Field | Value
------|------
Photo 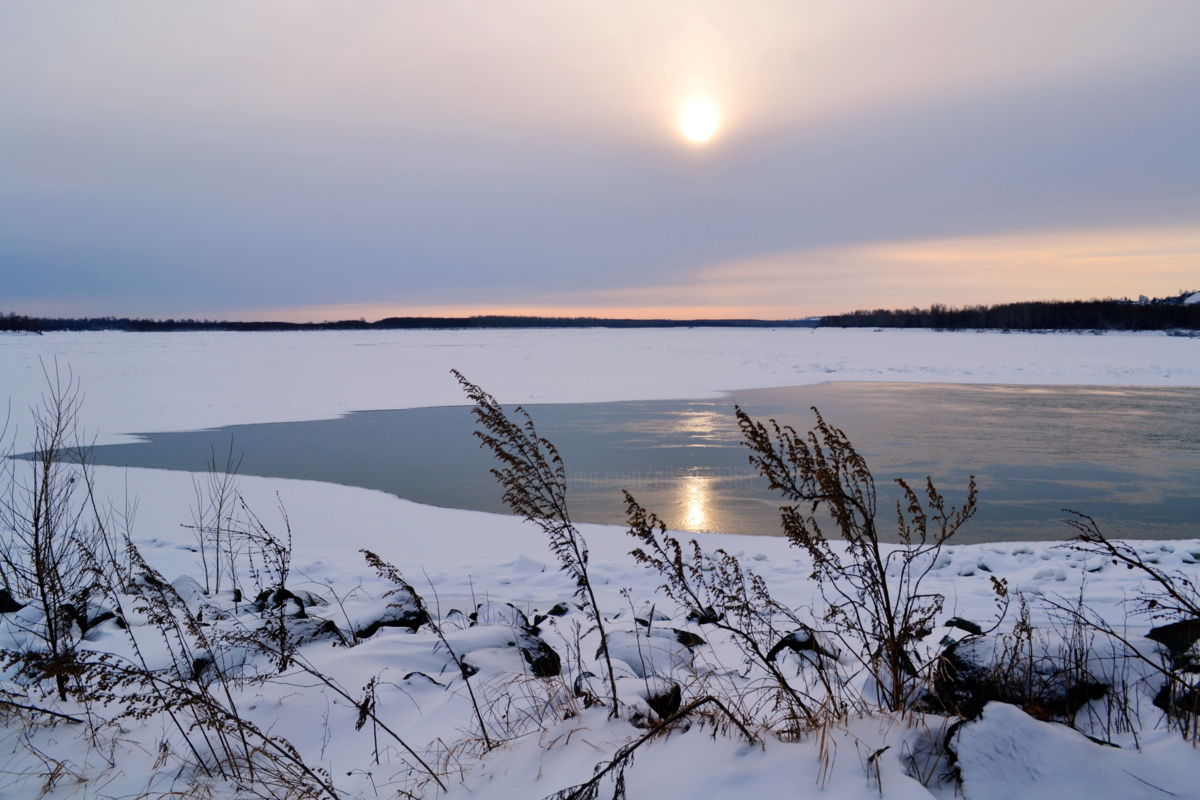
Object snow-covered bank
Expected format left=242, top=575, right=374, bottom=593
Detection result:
left=3, top=464, right=1198, bottom=800
left=1, top=328, right=1195, bottom=445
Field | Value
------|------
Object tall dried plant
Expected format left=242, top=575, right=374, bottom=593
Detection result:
left=737, top=406, right=976, bottom=711
left=453, top=370, right=620, bottom=714
left=626, top=493, right=831, bottom=731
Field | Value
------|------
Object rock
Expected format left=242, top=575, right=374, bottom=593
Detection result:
left=470, top=601, right=529, bottom=630
left=254, top=587, right=328, bottom=616
left=573, top=671, right=598, bottom=698
left=671, top=629, right=707, bottom=649
left=546, top=602, right=574, bottom=617
left=645, top=682, right=682, bottom=719
left=534, top=601, right=577, bottom=626
left=601, top=630, right=693, bottom=679
left=633, top=602, right=670, bottom=627
left=512, top=629, right=561, bottom=677
left=60, top=602, right=125, bottom=635
left=686, top=605, right=724, bottom=625
left=631, top=616, right=706, bottom=649
left=190, top=646, right=250, bottom=683
left=1153, top=679, right=1200, bottom=717
left=949, top=702, right=1196, bottom=800
left=945, top=616, right=985, bottom=636
left=464, top=603, right=559, bottom=674
left=443, top=608, right=470, bottom=627
left=127, top=571, right=166, bottom=592
left=0, top=588, right=26, bottom=614
left=191, top=654, right=214, bottom=682
left=766, top=627, right=839, bottom=663
left=354, top=587, right=429, bottom=639
left=170, top=576, right=207, bottom=608
left=930, top=635, right=1107, bottom=720
left=402, top=671, right=445, bottom=687
left=283, top=616, right=348, bottom=648
left=1147, top=618, right=1200, bottom=671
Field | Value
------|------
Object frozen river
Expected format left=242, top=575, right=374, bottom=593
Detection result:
left=81, top=381, right=1200, bottom=542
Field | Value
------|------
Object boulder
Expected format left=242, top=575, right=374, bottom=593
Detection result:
left=546, top=601, right=575, bottom=617
left=354, top=587, right=429, bottom=639
left=455, top=627, right=562, bottom=678
left=633, top=602, right=670, bottom=627
left=766, top=627, right=839, bottom=663
left=170, top=576, right=207, bottom=609
left=631, top=616, right=707, bottom=649
left=282, top=616, right=348, bottom=648
left=60, top=602, right=125, bottom=635
left=930, top=635, right=1107, bottom=720
left=254, top=587, right=329, bottom=617
left=534, top=601, right=577, bottom=627
left=402, top=671, right=446, bottom=687
left=671, top=628, right=707, bottom=649
left=944, top=616, right=985, bottom=636
left=645, top=681, right=682, bottom=719
left=1147, top=618, right=1200, bottom=672
left=1153, top=678, right=1200, bottom=717
left=686, top=605, right=724, bottom=625
left=601, top=630, right=693, bottom=679
left=513, top=629, right=561, bottom=678
left=190, top=646, right=250, bottom=683
left=0, top=588, right=26, bottom=614
left=949, top=702, right=1198, bottom=800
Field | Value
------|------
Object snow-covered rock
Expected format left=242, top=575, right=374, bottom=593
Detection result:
left=952, top=702, right=1200, bottom=800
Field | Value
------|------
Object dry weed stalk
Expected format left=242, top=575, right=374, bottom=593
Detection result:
left=539, top=695, right=758, bottom=800
left=362, top=548, right=495, bottom=752
left=454, top=370, right=621, bottom=716
left=625, top=493, right=836, bottom=731
left=738, top=406, right=976, bottom=711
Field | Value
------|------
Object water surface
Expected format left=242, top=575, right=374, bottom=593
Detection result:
left=82, top=383, right=1200, bottom=542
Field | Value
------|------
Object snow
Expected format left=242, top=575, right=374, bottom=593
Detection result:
left=1, top=329, right=1198, bottom=799
left=0, top=328, right=1195, bottom=446
left=954, top=703, right=1198, bottom=800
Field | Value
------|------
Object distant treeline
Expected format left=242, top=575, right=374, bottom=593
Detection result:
left=0, top=313, right=821, bottom=334
left=820, top=294, right=1200, bottom=331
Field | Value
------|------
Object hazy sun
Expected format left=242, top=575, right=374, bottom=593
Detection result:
left=677, top=96, right=721, bottom=144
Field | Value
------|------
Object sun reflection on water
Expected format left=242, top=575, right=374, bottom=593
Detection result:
left=681, top=473, right=711, bottom=531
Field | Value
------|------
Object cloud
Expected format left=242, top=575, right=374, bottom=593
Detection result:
left=551, top=225, right=1200, bottom=316
left=1, top=2, right=1197, bottom=318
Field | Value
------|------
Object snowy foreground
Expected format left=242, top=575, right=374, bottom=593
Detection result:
left=1, top=329, right=1198, bottom=799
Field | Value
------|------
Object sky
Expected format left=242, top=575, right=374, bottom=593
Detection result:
left=1, top=1, right=1198, bottom=321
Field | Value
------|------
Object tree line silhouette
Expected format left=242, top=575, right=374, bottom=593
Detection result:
left=820, top=294, right=1198, bottom=331
left=4, top=293, right=1196, bottom=334
left=0, top=313, right=819, bottom=334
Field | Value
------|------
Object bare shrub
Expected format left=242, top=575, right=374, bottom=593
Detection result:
left=1059, top=511, right=1200, bottom=739
left=57, top=531, right=344, bottom=799
left=0, top=362, right=107, bottom=700
left=1064, top=511, right=1199, bottom=621
left=737, top=406, right=977, bottom=711
left=185, top=442, right=244, bottom=598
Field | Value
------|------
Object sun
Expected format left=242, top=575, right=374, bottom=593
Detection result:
left=677, top=96, right=721, bottom=145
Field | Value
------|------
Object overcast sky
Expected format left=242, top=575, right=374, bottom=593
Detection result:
left=2, top=1, right=1197, bottom=320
